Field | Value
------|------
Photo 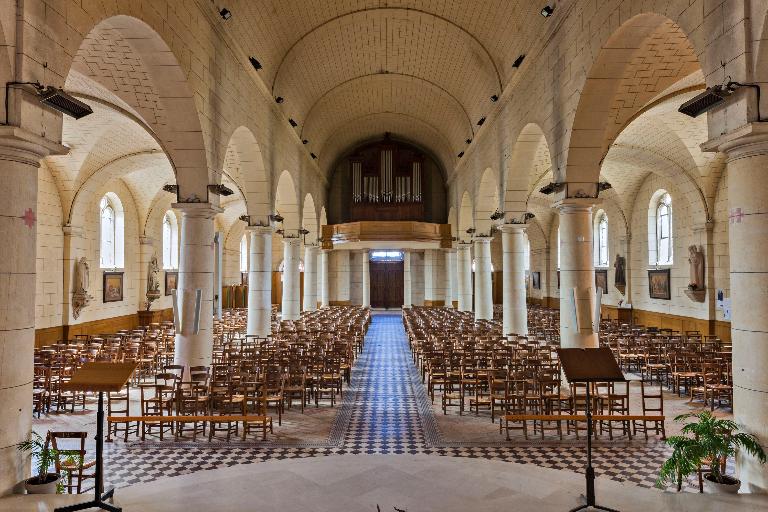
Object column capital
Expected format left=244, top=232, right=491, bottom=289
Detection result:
left=442, top=247, right=457, bottom=253
left=246, top=225, right=274, bottom=236
left=281, top=236, right=302, bottom=246
left=701, top=122, right=768, bottom=160
left=62, top=224, right=85, bottom=238
left=472, top=237, right=492, bottom=246
left=553, top=197, right=599, bottom=214
left=499, top=224, right=527, bottom=235
left=172, top=202, right=222, bottom=219
left=0, top=126, right=67, bottom=166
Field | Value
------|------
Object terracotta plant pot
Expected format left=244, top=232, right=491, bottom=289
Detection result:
left=703, top=473, right=740, bottom=494
left=24, top=473, right=60, bottom=494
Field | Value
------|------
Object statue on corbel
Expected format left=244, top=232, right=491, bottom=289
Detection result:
left=684, top=245, right=706, bottom=302
left=72, top=256, right=93, bottom=319
left=613, top=254, right=626, bottom=295
left=145, top=253, right=161, bottom=310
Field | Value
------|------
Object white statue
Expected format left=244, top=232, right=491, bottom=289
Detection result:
left=688, top=245, right=705, bottom=290
left=72, top=257, right=92, bottom=319
left=145, top=253, right=161, bottom=310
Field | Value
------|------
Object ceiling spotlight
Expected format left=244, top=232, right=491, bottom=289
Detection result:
left=275, top=96, right=284, bottom=103
left=302, top=139, right=309, bottom=144
left=310, top=152, right=317, bottom=159
left=465, top=138, right=472, bottom=144
left=598, top=181, right=613, bottom=192
left=249, top=56, right=262, bottom=70
left=466, top=228, right=476, bottom=235
left=219, top=8, right=231, bottom=20
left=208, top=184, right=234, bottom=196
left=457, top=151, right=464, bottom=158
left=288, top=118, right=297, bottom=127
left=512, top=55, right=526, bottom=68
left=490, top=209, right=504, bottom=221
left=539, top=182, right=564, bottom=195
left=38, top=86, right=93, bottom=119
left=540, top=5, right=555, bottom=17
left=677, top=82, right=748, bottom=118
left=477, top=117, right=486, bottom=126
left=299, top=228, right=310, bottom=235
left=490, top=94, right=499, bottom=102
left=269, top=213, right=284, bottom=223
left=162, top=184, right=178, bottom=194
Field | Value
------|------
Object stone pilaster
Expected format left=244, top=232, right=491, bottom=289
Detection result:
left=319, top=249, right=330, bottom=308
left=361, top=250, right=370, bottom=308
left=403, top=251, right=412, bottom=308
left=501, top=225, right=528, bottom=335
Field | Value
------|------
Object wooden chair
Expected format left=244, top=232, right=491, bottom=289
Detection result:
left=50, top=432, right=96, bottom=494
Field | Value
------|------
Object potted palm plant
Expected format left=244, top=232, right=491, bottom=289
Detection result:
left=657, top=411, right=766, bottom=493
left=16, top=431, right=61, bottom=494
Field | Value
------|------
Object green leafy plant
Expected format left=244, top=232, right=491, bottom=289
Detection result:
left=16, top=431, right=60, bottom=485
left=656, top=411, right=766, bottom=490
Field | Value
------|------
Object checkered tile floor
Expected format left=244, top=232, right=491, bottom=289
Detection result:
left=100, top=312, right=675, bottom=491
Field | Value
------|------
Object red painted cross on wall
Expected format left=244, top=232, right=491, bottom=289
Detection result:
left=21, top=208, right=36, bottom=228
left=729, top=208, right=745, bottom=224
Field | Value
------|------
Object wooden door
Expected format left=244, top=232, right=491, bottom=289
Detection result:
left=370, top=261, right=404, bottom=308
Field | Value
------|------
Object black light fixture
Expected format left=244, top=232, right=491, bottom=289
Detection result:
left=540, top=5, right=555, bottom=17
left=598, top=181, right=613, bottom=192
left=465, top=138, right=472, bottom=144
left=249, top=56, right=262, bottom=70
left=466, top=227, right=476, bottom=235
left=288, top=118, right=297, bottom=127
left=477, top=117, right=486, bottom=126
left=238, top=215, right=250, bottom=224
left=208, top=184, right=234, bottom=196
left=302, top=139, right=308, bottom=144
left=457, top=151, right=464, bottom=158
left=490, top=208, right=504, bottom=221
left=275, top=96, right=284, bottom=103
left=269, top=213, right=284, bottom=224
left=162, top=184, right=178, bottom=194
left=539, top=182, right=564, bottom=195
left=38, top=86, right=94, bottom=119
left=490, top=94, right=499, bottom=102
left=512, top=54, right=526, bottom=68
left=219, top=7, right=231, bottom=20
left=310, top=152, right=317, bottom=159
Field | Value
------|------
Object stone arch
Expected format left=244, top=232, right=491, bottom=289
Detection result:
left=274, top=170, right=300, bottom=233
left=563, top=13, right=704, bottom=185
left=474, top=168, right=499, bottom=234
left=224, top=126, right=270, bottom=222
left=319, top=206, right=328, bottom=228
left=458, top=191, right=474, bottom=239
left=505, top=123, right=553, bottom=222
left=302, top=194, right=319, bottom=243
left=65, top=15, right=209, bottom=200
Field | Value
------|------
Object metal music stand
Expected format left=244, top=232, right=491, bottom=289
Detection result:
left=557, top=348, right=625, bottom=512
left=54, top=362, right=137, bottom=512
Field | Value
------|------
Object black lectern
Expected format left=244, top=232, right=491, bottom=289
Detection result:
left=557, top=348, right=625, bottom=512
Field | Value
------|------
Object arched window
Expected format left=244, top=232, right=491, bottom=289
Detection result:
left=99, top=193, right=124, bottom=269
left=595, top=212, right=609, bottom=267
left=649, top=191, right=673, bottom=265
left=162, top=211, right=179, bottom=269
left=239, top=235, right=248, bottom=272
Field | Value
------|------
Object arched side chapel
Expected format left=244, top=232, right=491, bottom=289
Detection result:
left=1, top=1, right=767, bottom=504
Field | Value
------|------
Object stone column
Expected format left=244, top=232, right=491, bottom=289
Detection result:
left=302, top=245, right=318, bottom=312
left=247, top=226, right=272, bottom=336
left=281, top=237, right=301, bottom=320
left=0, top=128, right=65, bottom=495
left=556, top=199, right=598, bottom=349
left=457, top=243, right=473, bottom=312
left=361, top=250, right=371, bottom=308
left=213, top=231, right=223, bottom=319
left=703, top=125, right=768, bottom=492
left=501, top=225, right=528, bottom=335
left=173, top=202, right=221, bottom=373
left=473, top=238, right=493, bottom=320
left=334, top=250, right=351, bottom=303
left=423, top=249, right=437, bottom=305
left=319, top=249, right=330, bottom=307
left=444, top=249, right=456, bottom=308
left=403, top=251, right=412, bottom=308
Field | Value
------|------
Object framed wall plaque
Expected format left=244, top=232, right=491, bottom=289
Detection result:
left=165, top=271, right=178, bottom=296
left=648, top=269, right=671, bottom=300
left=103, top=272, right=124, bottom=303
left=532, top=271, right=541, bottom=290
left=595, top=269, right=608, bottom=294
